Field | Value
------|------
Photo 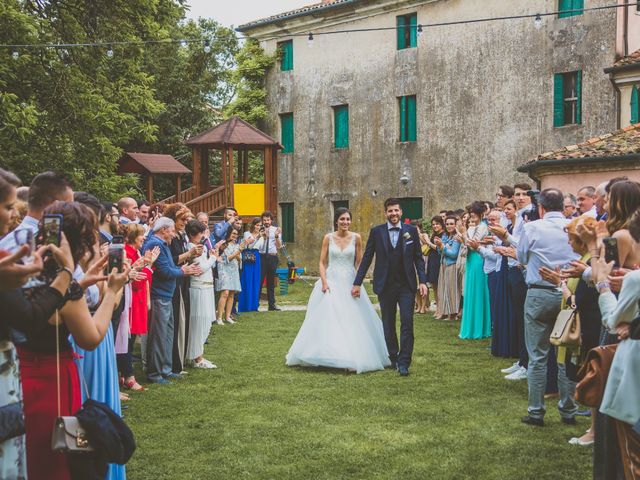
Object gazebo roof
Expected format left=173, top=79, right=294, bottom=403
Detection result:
left=118, top=153, right=191, bottom=175
left=184, top=116, right=281, bottom=148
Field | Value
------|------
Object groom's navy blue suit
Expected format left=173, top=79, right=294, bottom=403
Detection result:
left=354, top=222, right=427, bottom=368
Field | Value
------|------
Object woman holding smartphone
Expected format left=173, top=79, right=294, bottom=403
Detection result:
left=216, top=227, right=243, bottom=324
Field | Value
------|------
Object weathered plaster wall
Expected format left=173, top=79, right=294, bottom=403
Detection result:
left=248, top=0, right=618, bottom=271
left=539, top=167, right=640, bottom=192
left=616, top=0, right=640, bottom=57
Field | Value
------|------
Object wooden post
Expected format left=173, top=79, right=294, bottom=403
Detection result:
left=146, top=174, right=154, bottom=203
left=243, top=148, right=250, bottom=183
left=271, top=146, right=278, bottom=213
left=263, top=147, right=272, bottom=213
left=200, top=146, right=209, bottom=193
left=228, top=146, right=235, bottom=207
left=175, top=174, right=182, bottom=200
left=237, top=149, right=244, bottom=184
left=192, top=146, right=201, bottom=197
left=221, top=146, right=228, bottom=205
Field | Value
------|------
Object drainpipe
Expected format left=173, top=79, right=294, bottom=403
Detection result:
left=610, top=76, right=622, bottom=130
left=623, top=0, right=629, bottom=57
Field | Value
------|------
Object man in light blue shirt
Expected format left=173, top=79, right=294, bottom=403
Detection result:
left=517, top=188, right=579, bottom=427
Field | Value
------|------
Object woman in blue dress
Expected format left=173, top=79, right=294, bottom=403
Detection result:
left=459, top=201, right=492, bottom=339
left=238, top=217, right=262, bottom=312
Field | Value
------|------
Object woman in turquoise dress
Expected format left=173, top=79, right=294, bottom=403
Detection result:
left=459, top=202, right=492, bottom=339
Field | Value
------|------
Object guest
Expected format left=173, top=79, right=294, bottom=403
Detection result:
left=594, top=181, right=609, bottom=221
left=185, top=220, right=218, bottom=368
left=163, top=203, right=201, bottom=374
left=98, top=202, right=119, bottom=244
left=604, top=180, right=640, bottom=268
left=211, top=207, right=237, bottom=244
left=238, top=217, right=262, bottom=313
left=216, top=227, right=243, bottom=324
left=576, top=186, right=597, bottom=217
left=495, top=185, right=514, bottom=210
left=117, top=197, right=139, bottom=224
left=17, top=201, right=129, bottom=479
left=120, top=224, right=156, bottom=391
left=142, top=217, right=201, bottom=384
left=434, top=216, right=461, bottom=320
left=411, top=220, right=429, bottom=314
left=424, top=216, right=444, bottom=317
left=259, top=211, right=282, bottom=311
left=517, top=189, right=579, bottom=427
left=591, top=209, right=640, bottom=477
left=459, top=201, right=491, bottom=339
left=562, top=193, right=578, bottom=219
left=138, top=200, right=151, bottom=225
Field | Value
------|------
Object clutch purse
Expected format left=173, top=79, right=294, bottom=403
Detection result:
left=243, top=251, right=257, bottom=264
left=51, top=416, right=94, bottom=452
left=550, top=298, right=581, bottom=347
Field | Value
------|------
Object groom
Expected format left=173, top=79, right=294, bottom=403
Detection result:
left=352, top=198, right=428, bottom=376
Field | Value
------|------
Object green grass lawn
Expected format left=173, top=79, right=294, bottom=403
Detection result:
left=125, top=283, right=592, bottom=479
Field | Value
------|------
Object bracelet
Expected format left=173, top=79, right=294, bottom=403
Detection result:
left=595, top=281, right=610, bottom=292
left=57, top=267, right=74, bottom=281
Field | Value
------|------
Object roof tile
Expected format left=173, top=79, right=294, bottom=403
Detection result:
left=613, top=48, right=640, bottom=68
left=119, top=153, right=191, bottom=174
left=184, top=116, right=280, bottom=148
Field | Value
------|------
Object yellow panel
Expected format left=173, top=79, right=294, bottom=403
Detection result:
left=233, top=184, right=265, bottom=217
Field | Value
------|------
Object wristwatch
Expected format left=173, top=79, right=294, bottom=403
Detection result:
left=595, top=281, right=610, bottom=293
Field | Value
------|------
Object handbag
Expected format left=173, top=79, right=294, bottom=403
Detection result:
left=550, top=296, right=581, bottom=347
left=51, top=311, right=94, bottom=453
left=243, top=250, right=257, bottom=264
left=575, top=344, right=619, bottom=408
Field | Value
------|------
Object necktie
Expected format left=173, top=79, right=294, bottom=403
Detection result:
left=264, top=228, right=269, bottom=254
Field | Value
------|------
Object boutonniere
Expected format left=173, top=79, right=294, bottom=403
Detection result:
left=403, top=232, right=411, bottom=241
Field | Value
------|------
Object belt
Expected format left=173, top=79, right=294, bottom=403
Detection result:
left=261, top=253, right=278, bottom=256
left=527, top=284, right=558, bottom=291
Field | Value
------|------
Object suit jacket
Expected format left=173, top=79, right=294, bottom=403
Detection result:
left=353, top=223, right=427, bottom=295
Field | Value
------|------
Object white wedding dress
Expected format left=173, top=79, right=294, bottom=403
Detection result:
left=285, top=234, right=391, bottom=373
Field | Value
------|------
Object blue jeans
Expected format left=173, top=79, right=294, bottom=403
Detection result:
left=524, top=288, right=577, bottom=419
left=147, top=297, right=174, bottom=381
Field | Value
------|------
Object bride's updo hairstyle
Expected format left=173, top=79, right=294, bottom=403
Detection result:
left=333, top=207, right=351, bottom=231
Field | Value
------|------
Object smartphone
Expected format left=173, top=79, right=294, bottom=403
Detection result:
left=108, top=243, right=124, bottom=273
left=602, top=237, right=620, bottom=268
left=42, top=214, right=63, bottom=247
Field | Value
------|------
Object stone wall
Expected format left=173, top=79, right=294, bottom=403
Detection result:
left=243, top=0, right=618, bottom=272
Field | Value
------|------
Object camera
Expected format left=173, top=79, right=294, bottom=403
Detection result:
left=523, top=189, right=541, bottom=222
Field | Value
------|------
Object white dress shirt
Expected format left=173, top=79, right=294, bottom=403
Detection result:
left=260, top=226, right=279, bottom=255
left=0, top=215, right=39, bottom=252
left=387, top=222, right=401, bottom=248
left=517, top=212, right=580, bottom=286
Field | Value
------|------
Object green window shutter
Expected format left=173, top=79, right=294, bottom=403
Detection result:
left=575, top=70, right=582, bottom=124
left=572, top=0, right=584, bottom=16
left=280, top=113, right=294, bottom=153
left=397, top=15, right=407, bottom=50
left=279, top=41, right=293, bottom=71
left=407, top=95, right=417, bottom=141
left=399, top=198, right=423, bottom=221
left=409, top=14, right=418, bottom=48
left=558, top=0, right=572, bottom=18
left=553, top=73, right=565, bottom=127
left=334, top=105, right=349, bottom=149
left=631, top=86, right=639, bottom=125
left=280, top=203, right=294, bottom=243
left=399, top=96, right=407, bottom=141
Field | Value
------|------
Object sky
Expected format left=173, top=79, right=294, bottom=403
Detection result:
left=184, top=0, right=312, bottom=28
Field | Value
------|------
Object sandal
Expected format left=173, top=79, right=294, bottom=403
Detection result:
left=124, top=377, right=145, bottom=392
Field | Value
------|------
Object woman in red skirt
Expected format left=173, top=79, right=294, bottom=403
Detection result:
left=17, top=201, right=129, bottom=480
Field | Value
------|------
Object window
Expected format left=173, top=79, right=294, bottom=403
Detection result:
left=396, top=13, right=417, bottom=49
left=399, top=197, right=423, bottom=222
left=333, top=105, right=349, bottom=149
left=553, top=71, right=582, bottom=127
left=332, top=200, right=349, bottom=214
left=280, top=113, right=294, bottom=153
left=558, top=0, right=584, bottom=18
left=398, top=95, right=417, bottom=142
left=278, top=40, right=293, bottom=71
left=632, top=86, right=639, bottom=125
left=280, top=203, right=294, bottom=243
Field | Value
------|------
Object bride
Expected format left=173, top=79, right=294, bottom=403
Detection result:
left=286, top=208, right=390, bottom=373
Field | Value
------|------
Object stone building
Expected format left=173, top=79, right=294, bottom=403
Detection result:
left=238, top=0, right=621, bottom=269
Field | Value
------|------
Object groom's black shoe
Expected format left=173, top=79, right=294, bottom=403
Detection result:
left=387, top=360, right=397, bottom=370
left=398, top=366, right=409, bottom=377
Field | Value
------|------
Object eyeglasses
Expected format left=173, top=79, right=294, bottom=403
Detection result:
left=495, top=193, right=505, bottom=198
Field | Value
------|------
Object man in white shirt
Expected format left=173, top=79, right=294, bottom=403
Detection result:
left=259, top=211, right=282, bottom=311
left=517, top=188, right=580, bottom=427
left=577, top=186, right=597, bottom=217
left=117, top=197, right=139, bottom=224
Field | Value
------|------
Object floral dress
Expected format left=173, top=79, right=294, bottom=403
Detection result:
left=215, top=243, right=242, bottom=292
left=0, top=341, right=27, bottom=480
